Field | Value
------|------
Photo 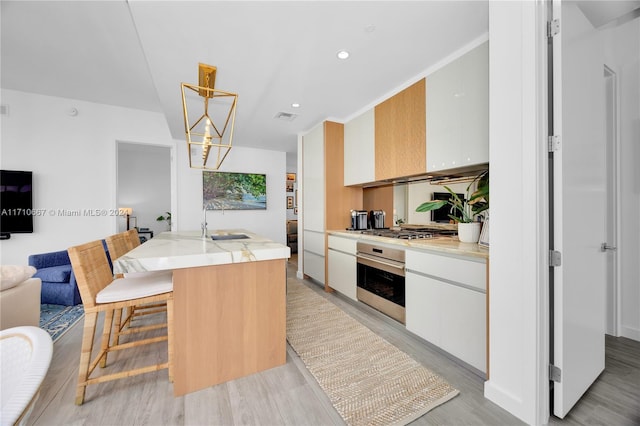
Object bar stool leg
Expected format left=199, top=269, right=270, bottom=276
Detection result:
left=99, top=309, right=114, bottom=368
left=76, top=311, right=98, bottom=405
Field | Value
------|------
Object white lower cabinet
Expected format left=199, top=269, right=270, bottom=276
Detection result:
left=405, top=250, right=487, bottom=374
left=304, top=230, right=325, bottom=284
left=406, top=271, right=441, bottom=344
left=327, top=235, right=357, bottom=301
left=304, top=251, right=325, bottom=285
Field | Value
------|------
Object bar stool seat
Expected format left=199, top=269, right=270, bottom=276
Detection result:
left=96, top=274, right=172, bottom=304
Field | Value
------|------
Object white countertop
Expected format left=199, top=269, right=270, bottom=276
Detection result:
left=328, top=229, right=489, bottom=259
left=112, top=230, right=291, bottom=274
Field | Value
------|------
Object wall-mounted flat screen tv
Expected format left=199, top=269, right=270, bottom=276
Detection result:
left=431, top=191, right=464, bottom=223
left=203, top=171, right=266, bottom=210
left=0, top=170, right=34, bottom=233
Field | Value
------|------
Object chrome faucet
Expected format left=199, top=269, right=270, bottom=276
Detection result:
left=201, top=207, right=209, bottom=238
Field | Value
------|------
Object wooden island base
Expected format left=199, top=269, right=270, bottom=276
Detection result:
left=172, top=259, right=286, bottom=396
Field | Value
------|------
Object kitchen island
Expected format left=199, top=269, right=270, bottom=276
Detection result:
left=112, top=230, right=290, bottom=396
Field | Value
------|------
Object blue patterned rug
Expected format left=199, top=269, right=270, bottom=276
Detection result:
left=40, top=304, right=84, bottom=342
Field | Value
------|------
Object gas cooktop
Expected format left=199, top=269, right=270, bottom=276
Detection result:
left=359, top=228, right=457, bottom=240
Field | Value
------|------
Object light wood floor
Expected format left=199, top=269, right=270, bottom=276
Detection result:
left=28, top=258, right=639, bottom=425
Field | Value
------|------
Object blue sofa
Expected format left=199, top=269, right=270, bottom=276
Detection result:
left=28, top=241, right=112, bottom=306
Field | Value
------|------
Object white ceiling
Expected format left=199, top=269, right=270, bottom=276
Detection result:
left=1, top=1, right=489, bottom=154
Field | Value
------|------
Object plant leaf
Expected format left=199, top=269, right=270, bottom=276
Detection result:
left=415, top=199, right=448, bottom=212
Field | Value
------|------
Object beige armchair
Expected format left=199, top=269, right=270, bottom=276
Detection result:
left=1, top=266, right=42, bottom=331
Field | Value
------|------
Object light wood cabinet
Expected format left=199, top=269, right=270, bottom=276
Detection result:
left=302, top=121, right=362, bottom=290
left=405, top=249, right=487, bottom=374
left=344, top=108, right=375, bottom=186
left=375, top=79, right=426, bottom=181
left=327, top=235, right=358, bottom=301
left=426, top=41, right=489, bottom=173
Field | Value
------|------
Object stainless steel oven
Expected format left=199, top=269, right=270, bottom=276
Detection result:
left=356, top=242, right=406, bottom=324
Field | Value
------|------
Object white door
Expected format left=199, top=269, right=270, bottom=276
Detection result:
left=551, top=1, right=606, bottom=418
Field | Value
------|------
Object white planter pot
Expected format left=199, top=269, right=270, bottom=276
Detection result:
left=458, top=222, right=481, bottom=243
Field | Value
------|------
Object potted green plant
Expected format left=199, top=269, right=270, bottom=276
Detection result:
left=415, top=170, right=488, bottom=243
left=156, top=212, right=172, bottom=231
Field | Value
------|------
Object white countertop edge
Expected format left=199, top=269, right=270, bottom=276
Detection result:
left=113, top=230, right=291, bottom=273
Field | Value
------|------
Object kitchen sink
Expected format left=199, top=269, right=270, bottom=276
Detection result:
left=210, top=234, right=249, bottom=240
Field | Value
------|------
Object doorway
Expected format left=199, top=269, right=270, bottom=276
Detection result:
left=116, top=142, right=172, bottom=238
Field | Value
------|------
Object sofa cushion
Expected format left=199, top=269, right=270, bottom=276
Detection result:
left=0, top=265, right=37, bottom=291
left=28, top=250, right=70, bottom=269
left=33, top=265, right=72, bottom=283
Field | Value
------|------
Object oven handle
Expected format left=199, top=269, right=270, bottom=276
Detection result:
left=356, top=253, right=405, bottom=277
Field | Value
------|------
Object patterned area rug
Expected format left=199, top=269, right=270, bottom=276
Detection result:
left=286, top=282, right=459, bottom=426
left=39, top=304, right=84, bottom=343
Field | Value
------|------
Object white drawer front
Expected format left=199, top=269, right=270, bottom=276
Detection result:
left=406, top=250, right=486, bottom=292
left=304, top=251, right=325, bottom=284
left=327, top=249, right=357, bottom=301
left=327, top=235, right=357, bottom=254
left=304, top=230, right=325, bottom=256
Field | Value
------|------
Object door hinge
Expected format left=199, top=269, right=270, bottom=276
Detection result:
left=548, top=19, right=560, bottom=38
left=548, top=135, right=561, bottom=152
left=550, top=364, right=562, bottom=382
left=549, top=250, right=562, bottom=267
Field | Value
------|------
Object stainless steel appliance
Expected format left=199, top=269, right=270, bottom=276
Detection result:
left=369, top=210, right=386, bottom=229
left=356, top=242, right=405, bottom=324
left=350, top=210, right=368, bottom=230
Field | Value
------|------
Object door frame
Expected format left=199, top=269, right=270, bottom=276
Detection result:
left=114, top=140, right=177, bottom=234
left=603, top=64, right=621, bottom=337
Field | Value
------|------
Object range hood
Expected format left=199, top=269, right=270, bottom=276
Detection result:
left=361, top=163, right=489, bottom=188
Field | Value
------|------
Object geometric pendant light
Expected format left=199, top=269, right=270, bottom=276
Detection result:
left=181, top=63, right=238, bottom=170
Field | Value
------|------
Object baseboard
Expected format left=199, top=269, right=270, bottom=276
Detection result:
left=484, top=380, right=533, bottom=425
left=621, top=325, right=640, bottom=342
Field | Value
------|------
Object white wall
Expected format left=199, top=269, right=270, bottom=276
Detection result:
left=0, top=89, right=175, bottom=265
left=602, top=15, right=640, bottom=341
left=0, top=89, right=289, bottom=265
left=174, top=143, right=287, bottom=245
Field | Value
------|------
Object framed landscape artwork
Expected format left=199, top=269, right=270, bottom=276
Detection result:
left=203, top=171, right=267, bottom=210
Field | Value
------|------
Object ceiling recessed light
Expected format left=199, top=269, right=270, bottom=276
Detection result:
left=337, top=50, right=350, bottom=60
left=291, top=103, right=300, bottom=108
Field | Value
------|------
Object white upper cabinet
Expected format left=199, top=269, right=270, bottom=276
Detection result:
left=344, top=108, right=375, bottom=186
left=426, top=41, right=489, bottom=173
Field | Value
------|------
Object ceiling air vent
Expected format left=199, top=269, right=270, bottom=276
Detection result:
left=274, top=112, right=297, bottom=122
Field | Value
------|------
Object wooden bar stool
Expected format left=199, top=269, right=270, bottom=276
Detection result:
left=104, top=231, right=171, bottom=343
left=68, top=240, right=174, bottom=405
left=126, top=228, right=144, bottom=248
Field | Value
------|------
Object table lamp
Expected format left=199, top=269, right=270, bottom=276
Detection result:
left=120, top=207, right=133, bottom=230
